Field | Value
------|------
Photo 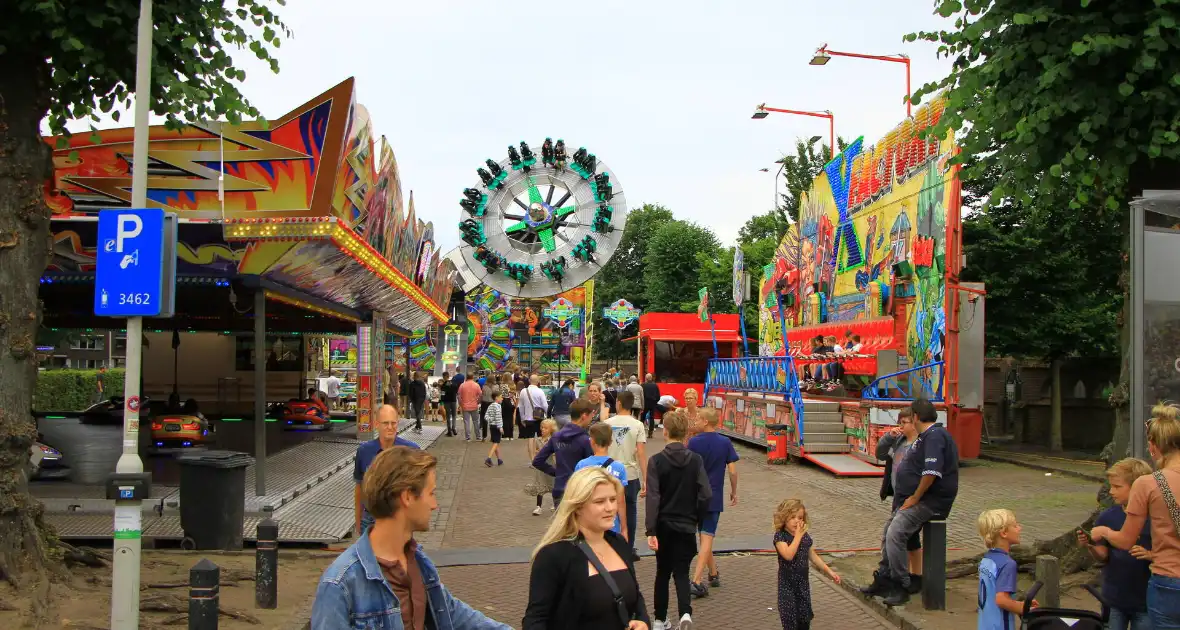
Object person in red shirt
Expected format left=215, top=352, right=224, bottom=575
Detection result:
left=458, top=372, right=483, bottom=441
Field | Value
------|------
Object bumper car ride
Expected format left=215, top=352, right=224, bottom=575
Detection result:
left=280, top=400, right=331, bottom=429
left=79, top=396, right=151, bottom=425
left=30, top=441, right=70, bottom=480
left=150, top=414, right=213, bottom=450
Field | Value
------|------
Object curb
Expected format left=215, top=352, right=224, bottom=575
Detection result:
left=978, top=451, right=1105, bottom=483
left=835, top=577, right=928, bottom=630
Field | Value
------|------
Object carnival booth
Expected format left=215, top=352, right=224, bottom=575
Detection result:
left=705, top=94, right=984, bottom=476
left=634, top=312, right=745, bottom=403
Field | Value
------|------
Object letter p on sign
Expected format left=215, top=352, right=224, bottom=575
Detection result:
left=116, top=214, right=142, bottom=253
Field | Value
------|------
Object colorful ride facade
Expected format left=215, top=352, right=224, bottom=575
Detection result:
left=40, top=77, right=455, bottom=436
left=706, top=95, right=984, bottom=474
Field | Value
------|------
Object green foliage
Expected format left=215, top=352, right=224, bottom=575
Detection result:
left=960, top=159, right=1123, bottom=359
left=774, top=137, right=845, bottom=225
left=33, top=369, right=125, bottom=412
left=643, top=221, right=721, bottom=313
left=3, top=0, right=291, bottom=138
left=911, top=0, right=1180, bottom=207
left=592, top=204, right=676, bottom=360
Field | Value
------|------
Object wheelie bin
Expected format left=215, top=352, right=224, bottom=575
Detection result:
left=176, top=450, right=254, bottom=550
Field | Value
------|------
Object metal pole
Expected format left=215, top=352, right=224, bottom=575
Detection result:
left=1130, top=201, right=1146, bottom=459
left=111, top=1, right=152, bottom=627
left=255, top=511, right=278, bottom=609
left=708, top=316, right=719, bottom=358
left=254, top=289, right=266, bottom=496
left=737, top=308, right=749, bottom=357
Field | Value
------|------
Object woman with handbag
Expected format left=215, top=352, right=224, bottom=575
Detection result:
left=1092, top=403, right=1180, bottom=629
left=523, top=466, right=650, bottom=630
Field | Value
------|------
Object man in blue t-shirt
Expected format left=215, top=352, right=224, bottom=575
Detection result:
left=864, top=398, right=959, bottom=606
left=686, top=408, right=738, bottom=597
left=574, top=422, right=628, bottom=536
left=353, top=405, right=419, bottom=536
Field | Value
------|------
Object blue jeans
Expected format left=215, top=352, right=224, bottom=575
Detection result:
left=624, top=478, right=640, bottom=549
left=1150, top=574, right=1180, bottom=629
left=1109, top=606, right=1152, bottom=630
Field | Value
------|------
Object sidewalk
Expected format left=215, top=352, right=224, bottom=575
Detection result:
left=978, top=444, right=1107, bottom=482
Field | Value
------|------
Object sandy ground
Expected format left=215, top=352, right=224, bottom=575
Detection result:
left=0, top=550, right=335, bottom=629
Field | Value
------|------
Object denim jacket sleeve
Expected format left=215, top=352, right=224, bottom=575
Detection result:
left=442, top=581, right=514, bottom=629
left=310, top=578, right=350, bottom=630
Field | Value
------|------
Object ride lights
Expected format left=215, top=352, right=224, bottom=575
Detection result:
left=223, top=216, right=333, bottom=240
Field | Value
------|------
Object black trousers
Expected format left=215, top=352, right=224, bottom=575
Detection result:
left=502, top=400, right=515, bottom=439
left=653, top=526, right=697, bottom=621
left=479, top=401, right=491, bottom=438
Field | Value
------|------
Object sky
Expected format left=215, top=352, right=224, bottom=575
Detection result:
left=60, top=0, right=955, bottom=254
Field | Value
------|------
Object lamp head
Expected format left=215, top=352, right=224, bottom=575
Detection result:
left=808, top=135, right=823, bottom=146
left=809, top=45, right=831, bottom=66
left=752, top=103, right=769, bottom=119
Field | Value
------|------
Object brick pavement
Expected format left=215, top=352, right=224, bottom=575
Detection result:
left=436, top=430, right=1099, bottom=557
left=438, top=554, right=895, bottom=629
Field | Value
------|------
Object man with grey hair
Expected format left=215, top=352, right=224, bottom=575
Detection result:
left=353, top=405, right=419, bottom=536
left=626, top=375, right=645, bottom=418
left=517, top=374, right=547, bottom=439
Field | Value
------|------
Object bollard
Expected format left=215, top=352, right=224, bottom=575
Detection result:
left=1035, top=555, right=1061, bottom=608
left=189, top=558, right=220, bottom=630
left=921, top=519, right=947, bottom=611
left=256, top=509, right=278, bottom=609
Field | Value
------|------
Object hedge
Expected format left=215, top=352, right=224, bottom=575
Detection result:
left=33, top=368, right=126, bottom=412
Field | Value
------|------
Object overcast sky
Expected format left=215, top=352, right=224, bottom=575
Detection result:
left=61, top=0, right=954, bottom=253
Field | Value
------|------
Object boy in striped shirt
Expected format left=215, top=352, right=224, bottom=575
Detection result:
left=484, top=391, right=504, bottom=467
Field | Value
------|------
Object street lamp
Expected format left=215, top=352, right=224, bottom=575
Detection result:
left=810, top=43, right=912, bottom=117
left=751, top=104, right=835, bottom=158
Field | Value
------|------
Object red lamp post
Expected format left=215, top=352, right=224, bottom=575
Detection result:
left=810, top=44, right=912, bottom=118
left=750, top=105, right=835, bottom=157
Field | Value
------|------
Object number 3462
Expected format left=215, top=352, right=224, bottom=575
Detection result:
left=119, top=293, right=151, bottom=305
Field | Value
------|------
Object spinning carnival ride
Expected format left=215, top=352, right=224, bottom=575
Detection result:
left=454, top=139, right=629, bottom=299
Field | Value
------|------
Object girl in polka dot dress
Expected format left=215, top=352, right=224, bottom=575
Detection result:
left=773, top=499, right=841, bottom=630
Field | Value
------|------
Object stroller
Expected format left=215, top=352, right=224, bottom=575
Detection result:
left=1020, top=581, right=1107, bottom=629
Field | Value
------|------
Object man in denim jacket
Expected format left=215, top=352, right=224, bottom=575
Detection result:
left=312, top=446, right=511, bottom=629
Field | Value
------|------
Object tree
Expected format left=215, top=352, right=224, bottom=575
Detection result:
left=0, top=0, right=289, bottom=599
left=909, top=0, right=1180, bottom=574
left=591, top=204, right=675, bottom=362
left=961, top=159, right=1122, bottom=448
left=775, top=136, right=846, bottom=225
left=643, top=221, right=721, bottom=313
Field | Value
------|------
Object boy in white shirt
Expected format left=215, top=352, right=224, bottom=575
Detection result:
left=484, top=391, right=504, bottom=467
left=606, top=390, right=648, bottom=560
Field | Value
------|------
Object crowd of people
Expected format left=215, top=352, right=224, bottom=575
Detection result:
left=321, top=366, right=1180, bottom=630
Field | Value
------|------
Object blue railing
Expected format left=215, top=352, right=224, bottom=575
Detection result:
left=861, top=361, right=945, bottom=402
left=704, top=356, right=806, bottom=440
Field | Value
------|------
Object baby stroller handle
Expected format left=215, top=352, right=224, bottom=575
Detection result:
left=1023, top=581, right=1043, bottom=617
left=1081, top=584, right=1110, bottom=622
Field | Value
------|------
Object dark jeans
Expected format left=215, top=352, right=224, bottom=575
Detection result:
left=410, top=399, right=424, bottom=430
left=642, top=407, right=657, bottom=434
left=442, top=401, right=457, bottom=435
left=502, top=400, right=515, bottom=439
left=1149, top=574, right=1180, bottom=629
left=480, top=401, right=491, bottom=438
left=654, top=526, right=696, bottom=621
left=624, top=479, right=640, bottom=549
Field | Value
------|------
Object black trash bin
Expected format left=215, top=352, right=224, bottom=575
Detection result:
left=176, top=450, right=254, bottom=550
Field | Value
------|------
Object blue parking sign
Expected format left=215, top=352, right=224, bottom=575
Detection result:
left=95, top=209, right=167, bottom=317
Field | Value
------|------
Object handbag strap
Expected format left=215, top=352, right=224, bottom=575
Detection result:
left=576, top=539, right=631, bottom=629
left=1155, top=471, right=1180, bottom=537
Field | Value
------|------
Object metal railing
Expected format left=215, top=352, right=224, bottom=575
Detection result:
left=861, top=361, right=945, bottom=402
left=704, top=356, right=805, bottom=439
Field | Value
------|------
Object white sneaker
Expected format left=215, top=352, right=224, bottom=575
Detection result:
left=651, top=621, right=668, bottom=630
left=678, top=613, right=693, bottom=630
left=532, top=506, right=542, bottom=516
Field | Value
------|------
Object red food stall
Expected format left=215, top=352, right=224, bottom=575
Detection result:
left=632, top=313, right=746, bottom=403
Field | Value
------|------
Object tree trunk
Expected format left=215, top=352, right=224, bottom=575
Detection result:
left=1049, top=358, right=1063, bottom=451
left=0, top=53, right=58, bottom=600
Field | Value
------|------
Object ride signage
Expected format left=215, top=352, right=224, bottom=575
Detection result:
left=602, top=298, right=640, bottom=330
left=95, top=209, right=178, bottom=317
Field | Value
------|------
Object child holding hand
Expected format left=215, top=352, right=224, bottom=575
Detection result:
left=773, top=499, right=840, bottom=630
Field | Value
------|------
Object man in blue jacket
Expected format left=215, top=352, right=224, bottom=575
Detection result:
left=314, top=446, right=511, bottom=630
left=531, top=398, right=594, bottom=505
left=354, top=405, right=419, bottom=536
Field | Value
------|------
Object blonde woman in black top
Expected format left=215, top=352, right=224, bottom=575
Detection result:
left=524, top=467, right=649, bottom=630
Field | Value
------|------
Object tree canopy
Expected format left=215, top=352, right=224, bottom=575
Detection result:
left=911, top=0, right=1180, bottom=206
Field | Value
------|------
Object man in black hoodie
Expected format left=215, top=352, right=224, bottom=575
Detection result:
left=407, top=371, right=427, bottom=433
left=645, top=409, right=711, bottom=630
